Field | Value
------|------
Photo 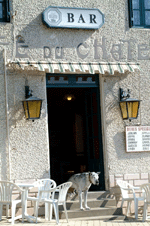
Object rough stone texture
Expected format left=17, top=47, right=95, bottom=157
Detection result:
left=109, top=173, right=150, bottom=188
left=0, top=0, right=149, bottom=187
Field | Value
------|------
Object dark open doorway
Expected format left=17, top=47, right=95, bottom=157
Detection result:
left=47, top=87, right=105, bottom=191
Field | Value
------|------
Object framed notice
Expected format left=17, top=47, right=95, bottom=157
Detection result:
left=126, top=126, right=150, bottom=152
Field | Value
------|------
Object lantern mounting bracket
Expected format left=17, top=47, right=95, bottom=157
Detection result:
left=25, top=85, right=33, bottom=99
left=120, top=88, right=130, bottom=101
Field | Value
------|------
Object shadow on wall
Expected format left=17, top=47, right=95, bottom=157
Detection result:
left=109, top=185, right=121, bottom=206
left=17, top=13, right=95, bottom=60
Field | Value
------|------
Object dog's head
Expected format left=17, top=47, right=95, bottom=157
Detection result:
left=89, top=172, right=100, bottom=185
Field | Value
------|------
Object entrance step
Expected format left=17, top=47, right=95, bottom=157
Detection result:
left=59, top=191, right=123, bottom=219
left=59, top=198, right=116, bottom=211
left=68, top=215, right=126, bottom=221
left=67, top=191, right=111, bottom=201
left=60, top=207, right=122, bottom=219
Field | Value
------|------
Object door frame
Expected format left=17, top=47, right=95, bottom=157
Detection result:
left=99, top=75, right=108, bottom=190
left=46, top=73, right=107, bottom=190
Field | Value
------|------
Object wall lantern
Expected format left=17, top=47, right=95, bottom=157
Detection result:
left=22, top=86, right=43, bottom=121
left=119, top=88, right=141, bottom=121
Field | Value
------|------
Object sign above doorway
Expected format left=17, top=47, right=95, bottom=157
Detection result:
left=42, top=6, right=104, bottom=29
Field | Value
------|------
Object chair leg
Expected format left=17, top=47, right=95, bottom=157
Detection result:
left=21, top=190, right=25, bottom=223
left=34, top=201, right=39, bottom=224
left=45, top=203, right=48, bottom=221
left=134, top=198, right=138, bottom=219
left=120, top=199, right=124, bottom=215
left=121, top=199, right=124, bottom=208
left=48, top=203, right=53, bottom=221
left=53, top=202, right=59, bottom=225
left=127, top=201, right=131, bottom=216
left=63, top=202, right=68, bottom=222
left=11, top=202, right=17, bottom=225
left=45, top=203, right=53, bottom=221
left=22, top=204, right=24, bottom=223
left=0, top=204, right=3, bottom=220
left=142, top=203, right=147, bottom=222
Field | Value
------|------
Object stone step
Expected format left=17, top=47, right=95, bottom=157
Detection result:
left=59, top=207, right=122, bottom=219
left=66, top=191, right=111, bottom=201
left=68, top=215, right=126, bottom=221
left=59, top=198, right=116, bottom=211
left=58, top=190, right=119, bottom=219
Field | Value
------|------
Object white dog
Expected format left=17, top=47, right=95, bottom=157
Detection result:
left=68, top=172, right=100, bottom=210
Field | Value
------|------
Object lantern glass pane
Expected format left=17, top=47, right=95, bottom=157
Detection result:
left=133, top=101, right=139, bottom=118
left=127, top=101, right=133, bottom=118
left=127, top=101, right=139, bottom=118
left=120, top=102, right=128, bottom=119
left=23, top=101, right=29, bottom=119
left=28, top=100, right=42, bottom=119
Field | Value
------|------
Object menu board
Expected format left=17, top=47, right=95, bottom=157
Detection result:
left=126, top=126, right=150, bottom=152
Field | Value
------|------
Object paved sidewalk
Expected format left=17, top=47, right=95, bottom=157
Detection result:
left=1, top=216, right=150, bottom=226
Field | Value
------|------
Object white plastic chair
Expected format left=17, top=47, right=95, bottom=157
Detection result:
left=27, top=178, right=56, bottom=223
left=0, top=180, right=25, bottom=224
left=140, top=183, right=150, bottom=222
left=44, top=182, right=72, bottom=224
left=117, top=180, right=144, bottom=219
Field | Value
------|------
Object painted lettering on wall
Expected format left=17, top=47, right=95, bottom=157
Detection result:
left=16, top=37, right=150, bottom=61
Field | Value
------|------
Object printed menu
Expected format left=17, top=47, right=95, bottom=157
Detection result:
left=126, top=126, right=150, bottom=152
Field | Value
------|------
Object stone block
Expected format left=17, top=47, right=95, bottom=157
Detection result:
left=134, top=179, right=149, bottom=186
left=124, top=174, right=140, bottom=180
left=109, top=175, right=115, bottom=187
left=128, top=180, right=133, bottom=186
left=141, top=173, right=148, bottom=179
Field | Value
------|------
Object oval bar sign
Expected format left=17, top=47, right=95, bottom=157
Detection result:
left=42, top=6, right=104, bottom=29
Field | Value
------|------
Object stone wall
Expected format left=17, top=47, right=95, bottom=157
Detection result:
left=0, top=0, right=150, bottom=187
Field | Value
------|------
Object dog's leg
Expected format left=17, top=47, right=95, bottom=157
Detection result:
left=78, top=190, right=84, bottom=210
left=84, top=190, right=91, bottom=210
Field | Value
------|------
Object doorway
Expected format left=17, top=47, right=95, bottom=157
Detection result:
left=47, top=86, right=105, bottom=191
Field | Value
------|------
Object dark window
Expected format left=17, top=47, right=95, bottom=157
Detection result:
left=0, top=0, right=10, bottom=22
left=128, top=0, right=150, bottom=28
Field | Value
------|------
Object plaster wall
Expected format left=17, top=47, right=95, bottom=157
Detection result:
left=0, top=50, right=8, bottom=180
left=7, top=70, right=50, bottom=180
left=0, top=0, right=150, bottom=185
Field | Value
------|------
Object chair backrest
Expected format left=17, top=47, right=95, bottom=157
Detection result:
left=117, top=180, right=132, bottom=199
left=37, top=179, right=56, bottom=200
left=140, top=183, right=150, bottom=203
left=0, top=180, right=22, bottom=203
left=56, top=182, right=72, bottom=204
